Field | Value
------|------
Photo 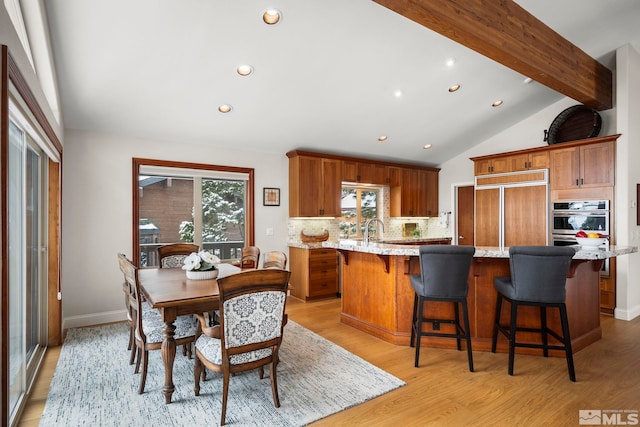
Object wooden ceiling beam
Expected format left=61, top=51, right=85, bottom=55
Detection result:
left=372, top=0, right=612, bottom=110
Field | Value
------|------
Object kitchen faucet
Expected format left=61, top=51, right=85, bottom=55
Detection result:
left=363, top=218, right=385, bottom=245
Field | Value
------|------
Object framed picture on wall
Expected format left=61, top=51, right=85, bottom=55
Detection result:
left=263, top=187, right=280, bottom=206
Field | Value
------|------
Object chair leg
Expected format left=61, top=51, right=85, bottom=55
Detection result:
left=270, top=361, right=281, bottom=408
left=134, top=345, right=142, bottom=374
left=221, top=370, right=230, bottom=426
left=461, top=299, right=474, bottom=372
left=129, top=336, right=137, bottom=366
left=127, top=324, right=133, bottom=351
left=559, top=304, right=576, bottom=382
left=414, top=296, right=425, bottom=368
left=454, top=302, right=462, bottom=351
left=540, top=306, right=549, bottom=357
left=508, top=301, right=518, bottom=376
left=138, top=350, right=148, bottom=394
left=194, top=356, right=202, bottom=396
left=410, top=293, right=418, bottom=348
left=491, top=293, right=503, bottom=353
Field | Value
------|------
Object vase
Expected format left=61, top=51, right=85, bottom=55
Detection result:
left=186, top=269, right=218, bottom=280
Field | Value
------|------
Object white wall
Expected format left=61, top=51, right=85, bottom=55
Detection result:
left=61, top=129, right=290, bottom=328
left=614, top=44, right=640, bottom=320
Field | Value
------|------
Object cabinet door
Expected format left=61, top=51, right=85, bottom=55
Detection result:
left=475, top=188, right=500, bottom=246
left=321, top=159, right=342, bottom=217
left=294, top=157, right=324, bottom=216
left=580, top=141, right=614, bottom=187
left=342, top=160, right=358, bottom=182
left=549, top=146, right=580, bottom=190
left=475, top=157, right=511, bottom=175
left=503, top=185, right=547, bottom=246
left=358, top=163, right=388, bottom=184
left=421, top=170, right=438, bottom=217
left=388, top=166, right=402, bottom=186
left=529, top=151, right=549, bottom=170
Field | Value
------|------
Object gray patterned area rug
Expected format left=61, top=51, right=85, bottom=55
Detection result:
left=40, top=321, right=405, bottom=426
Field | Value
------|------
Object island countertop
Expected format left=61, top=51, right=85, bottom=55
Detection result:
left=322, top=240, right=637, bottom=259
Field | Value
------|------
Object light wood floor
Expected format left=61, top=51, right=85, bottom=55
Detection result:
left=19, top=297, right=640, bottom=426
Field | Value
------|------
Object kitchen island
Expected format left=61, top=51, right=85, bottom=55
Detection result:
left=323, top=240, right=636, bottom=355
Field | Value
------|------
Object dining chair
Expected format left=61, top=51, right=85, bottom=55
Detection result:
left=193, top=269, right=291, bottom=426
left=157, top=243, right=199, bottom=268
left=262, top=251, right=287, bottom=269
left=117, top=253, right=197, bottom=394
left=491, top=246, right=577, bottom=381
left=117, top=253, right=138, bottom=365
left=239, top=246, right=260, bottom=269
left=410, top=245, right=475, bottom=371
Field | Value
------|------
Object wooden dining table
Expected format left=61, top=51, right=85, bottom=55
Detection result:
left=138, top=263, right=241, bottom=403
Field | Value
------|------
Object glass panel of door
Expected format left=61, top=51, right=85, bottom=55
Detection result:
left=8, top=119, right=46, bottom=424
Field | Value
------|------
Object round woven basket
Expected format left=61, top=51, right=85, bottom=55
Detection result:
left=544, top=104, right=602, bottom=145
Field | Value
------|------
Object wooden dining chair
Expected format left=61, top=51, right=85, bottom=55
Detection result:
left=117, top=253, right=138, bottom=365
left=193, top=269, right=291, bottom=425
left=240, top=246, right=260, bottom=269
left=117, top=253, right=197, bottom=394
left=262, top=251, right=287, bottom=269
left=157, top=243, right=199, bottom=268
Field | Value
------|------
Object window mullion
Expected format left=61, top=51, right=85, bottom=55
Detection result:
left=193, top=177, right=203, bottom=249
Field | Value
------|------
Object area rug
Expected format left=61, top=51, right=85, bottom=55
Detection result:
left=40, top=321, right=405, bottom=426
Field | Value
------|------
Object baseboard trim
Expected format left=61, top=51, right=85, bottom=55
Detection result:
left=64, top=309, right=127, bottom=329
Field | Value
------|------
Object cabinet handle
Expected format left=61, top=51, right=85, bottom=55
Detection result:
left=576, top=179, right=579, bottom=186
left=581, top=178, right=584, bottom=185
left=356, top=175, right=361, bottom=181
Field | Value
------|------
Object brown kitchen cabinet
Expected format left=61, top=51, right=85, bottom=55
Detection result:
left=289, top=247, right=338, bottom=301
left=390, top=168, right=438, bottom=217
left=342, top=160, right=389, bottom=184
left=474, top=156, right=511, bottom=175
left=288, top=154, right=341, bottom=217
left=549, top=140, right=615, bottom=190
left=510, top=151, right=549, bottom=172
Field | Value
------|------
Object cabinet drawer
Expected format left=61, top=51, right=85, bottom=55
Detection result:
left=309, top=257, right=337, bottom=270
left=309, top=249, right=337, bottom=259
left=308, top=277, right=338, bottom=297
left=309, top=267, right=337, bottom=281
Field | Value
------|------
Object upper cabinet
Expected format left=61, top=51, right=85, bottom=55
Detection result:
left=287, top=150, right=440, bottom=218
left=549, top=140, right=615, bottom=190
left=342, top=160, right=389, bottom=184
left=390, top=168, right=438, bottom=217
left=288, top=154, right=341, bottom=217
left=474, top=151, right=549, bottom=175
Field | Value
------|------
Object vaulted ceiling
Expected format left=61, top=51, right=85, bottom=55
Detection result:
left=44, top=0, right=640, bottom=167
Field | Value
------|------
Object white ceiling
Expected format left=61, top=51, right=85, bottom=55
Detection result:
left=43, top=0, right=640, bottom=167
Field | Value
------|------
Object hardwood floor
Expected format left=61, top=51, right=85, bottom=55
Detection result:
left=20, top=297, right=640, bottom=426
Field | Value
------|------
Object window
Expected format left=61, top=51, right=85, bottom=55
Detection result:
left=340, top=186, right=380, bottom=238
left=133, top=159, right=254, bottom=267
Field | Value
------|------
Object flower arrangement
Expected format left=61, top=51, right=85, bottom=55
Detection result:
left=182, top=251, right=221, bottom=272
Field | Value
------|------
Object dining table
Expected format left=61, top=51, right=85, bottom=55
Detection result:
left=137, top=262, right=241, bottom=404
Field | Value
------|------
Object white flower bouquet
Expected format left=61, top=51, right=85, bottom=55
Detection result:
left=182, top=251, right=221, bottom=272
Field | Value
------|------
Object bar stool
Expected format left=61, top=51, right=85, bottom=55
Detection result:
left=491, top=246, right=577, bottom=381
left=410, top=245, right=475, bottom=371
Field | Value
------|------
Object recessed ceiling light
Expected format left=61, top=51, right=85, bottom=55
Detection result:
left=237, top=65, right=253, bottom=76
left=263, top=9, right=281, bottom=25
left=218, top=104, right=232, bottom=113
left=378, top=135, right=388, bottom=142
left=423, top=144, right=432, bottom=149
left=394, top=90, right=403, bottom=98
left=523, top=77, right=533, bottom=84
left=448, top=84, right=461, bottom=92
left=445, top=58, right=456, bottom=67
left=492, top=100, right=504, bottom=107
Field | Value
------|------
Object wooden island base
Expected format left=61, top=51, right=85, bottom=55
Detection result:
left=339, top=250, right=602, bottom=356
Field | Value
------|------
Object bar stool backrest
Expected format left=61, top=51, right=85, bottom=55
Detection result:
left=508, top=246, right=576, bottom=303
left=416, top=245, right=475, bottom=299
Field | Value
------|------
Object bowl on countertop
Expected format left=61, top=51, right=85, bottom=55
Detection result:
left=575, top=237, right=607, bottom=249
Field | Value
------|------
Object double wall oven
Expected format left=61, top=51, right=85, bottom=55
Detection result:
left=552, top=200, right=610, bottom=276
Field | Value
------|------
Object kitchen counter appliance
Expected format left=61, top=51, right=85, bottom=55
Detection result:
left=552, top=200, right=609, bottom=276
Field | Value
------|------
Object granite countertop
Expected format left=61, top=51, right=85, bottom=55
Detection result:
left=288, top=237, right=451, bottom=250
left=320, top=240, right=637, bottom=260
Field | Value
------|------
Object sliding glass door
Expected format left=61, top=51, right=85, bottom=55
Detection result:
left=8, top=119, right=47, bottom=424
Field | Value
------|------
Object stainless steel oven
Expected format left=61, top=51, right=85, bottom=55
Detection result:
left=552, top=200, right=609, bottom=276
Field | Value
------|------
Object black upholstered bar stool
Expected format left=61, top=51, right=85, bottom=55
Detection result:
left=491, top=246, right=577, bottom=381
left=410, top=245, right=475, bottom=371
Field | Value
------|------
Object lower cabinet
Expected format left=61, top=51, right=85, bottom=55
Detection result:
left=289, top=247, right=338, bottom=301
